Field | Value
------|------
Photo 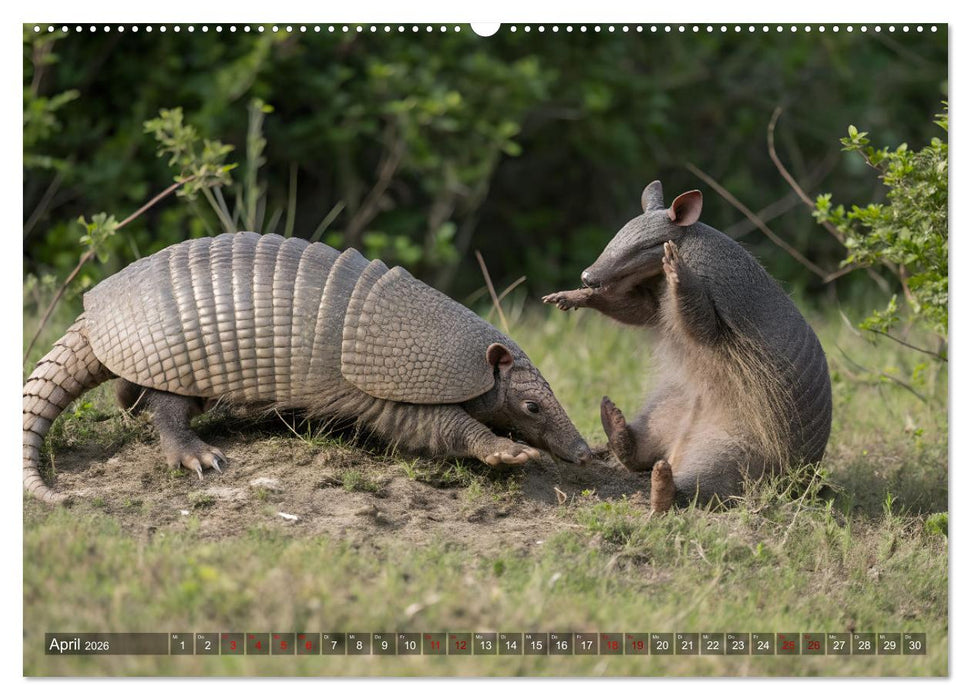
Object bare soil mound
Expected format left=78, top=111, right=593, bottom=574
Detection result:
left=28, top=413, right=648, bottom=554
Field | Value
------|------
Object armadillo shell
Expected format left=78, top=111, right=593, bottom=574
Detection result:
left=83, top=232, right=513, bottom=406
left=341, top=264, right=514, bottom=404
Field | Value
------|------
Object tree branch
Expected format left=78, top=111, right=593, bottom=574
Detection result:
left=835, top=346, right=928, bottom=403
left=685, top=162, right=831, bottom=280
left=768, top=107, right=845, bottom=245
left=864, top=328, right=947, bottom=362
left=767, top=106, right=896, bottom=295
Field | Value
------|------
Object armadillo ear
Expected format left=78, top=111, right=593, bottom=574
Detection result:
left=668, top=190, right=703, bottom=227
left=486, top=343, right=515, bottom=373
left=641, top=180, right=665, bottom=212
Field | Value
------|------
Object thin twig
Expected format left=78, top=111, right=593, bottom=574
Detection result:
left=835, top=345, right=928, bottom=403
left=768, top=107, right=897, bottom=295
left=284, top=162, right=298, bottom=239
left=724, top=191, right=802, bottom=240
left=24, top=176, right=198, bottom=362
left=864, top=328, right=947, bottom=362
left=496, top=276, right=527, bottom=305
left=685, top=162, right=831, bottom=279
left=24, top=169, right=65, bottom=241
left=273, top=408, right=306, bottom=441
left=212, top=186, right=237, bottom=230
left=723, top=152, right=838, bottom=240
left=310, top=201, right=346, bottom=243
left=768, top=107, right=845, bottom=246
left=118, top=176, right=198, bottom=229
left=474, top=250, right=509, bottom=334
left=345, top=122, right=405, bottom=246
left=821, top=263, right=866, bottom=284
left=202, top=186, right=236, bottom=232
left=24, top=249, right=95, bottom=364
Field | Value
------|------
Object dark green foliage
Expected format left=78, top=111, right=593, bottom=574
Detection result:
left=23, top=25, right=946, bottom=307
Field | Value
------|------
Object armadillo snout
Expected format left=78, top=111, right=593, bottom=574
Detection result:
left=551, top=437, right=592, bottom=465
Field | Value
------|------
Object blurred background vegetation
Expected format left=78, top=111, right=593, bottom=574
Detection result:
left=23, top=25, right=947, bottom=319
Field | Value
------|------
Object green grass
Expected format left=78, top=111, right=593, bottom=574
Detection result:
left=23, top=302, right=948, bottom=676
left=24, top=479, right=947, bottom=676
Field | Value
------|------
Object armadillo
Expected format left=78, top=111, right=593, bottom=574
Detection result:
left=24, top=232, right=591, bottom=503
left=543, top=180, right=831, bottom=507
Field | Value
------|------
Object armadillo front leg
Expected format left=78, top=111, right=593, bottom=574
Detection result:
left=365, top=401, right=540, bottom=466
left=662, top=241, right=722, bottom=345
left=438, top=406, right=542, bottom=465
left=116, top=380, right=225, bottom=479
left=543, top=285, right=660, bottom=326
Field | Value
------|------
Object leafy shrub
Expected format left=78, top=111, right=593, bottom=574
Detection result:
left=814, top=107, right=948, bottom=344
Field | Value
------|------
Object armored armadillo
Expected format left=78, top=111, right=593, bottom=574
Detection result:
left=24, top=232, right=591, bottom=503
left=544, top=180, right=831, bottom=507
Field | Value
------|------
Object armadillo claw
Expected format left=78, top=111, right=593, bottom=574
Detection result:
left=186, top=457, right=204, bottom=481
left=162, top=440, right=227, bottom=479
left=662, top=241, right=681, bottom=286
left=522, top=446, right=542, bottom=460
left=541, top=289, right=591, bottom=311
left=483, top=442, right=542, bottom=466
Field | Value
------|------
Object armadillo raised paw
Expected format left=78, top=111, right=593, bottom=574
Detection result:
left=541, top=288, right=594, bottom=311
left=662, top=240, right=682, bottom=286
left=547, top=180, right=833, bottom=508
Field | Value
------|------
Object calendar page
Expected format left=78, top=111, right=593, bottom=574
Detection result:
left=21, top=16, right=948, bottom=679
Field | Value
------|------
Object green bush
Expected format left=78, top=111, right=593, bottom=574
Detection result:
left=815, top=107, right=948, bottom=344
left=24, top=26, right=947, bottom=304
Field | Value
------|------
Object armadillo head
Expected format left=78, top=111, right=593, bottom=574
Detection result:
left=580, top=180, right=703, bottom=290
left=464, top=343, right=592, bottom=465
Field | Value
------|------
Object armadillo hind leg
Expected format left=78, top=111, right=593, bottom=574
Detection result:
left=23, top=315, right=114, bottom=504
left=600, top=396, right=667, bottom=472
left=117, top=381, right=225, bottom=479
left=668, top=441, right=753, bottom=509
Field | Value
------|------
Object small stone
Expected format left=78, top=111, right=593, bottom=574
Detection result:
left=278, top=511, right=299, bottom=522
left=249, top=477, right=283, bottom=492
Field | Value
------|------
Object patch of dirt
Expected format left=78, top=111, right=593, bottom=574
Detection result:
left=31, top=417, right=650, bottom=556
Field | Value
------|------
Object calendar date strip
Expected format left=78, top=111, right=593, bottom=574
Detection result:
left=45, top=632, right=927, bottom=656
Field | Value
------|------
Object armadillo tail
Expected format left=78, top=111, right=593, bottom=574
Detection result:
left=23, top=315, right=113, bottom=504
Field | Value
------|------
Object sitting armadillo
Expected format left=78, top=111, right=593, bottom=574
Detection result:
left=544, top=180, right=831, bottom=508
left=24, top=232, right=591, bottom=503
